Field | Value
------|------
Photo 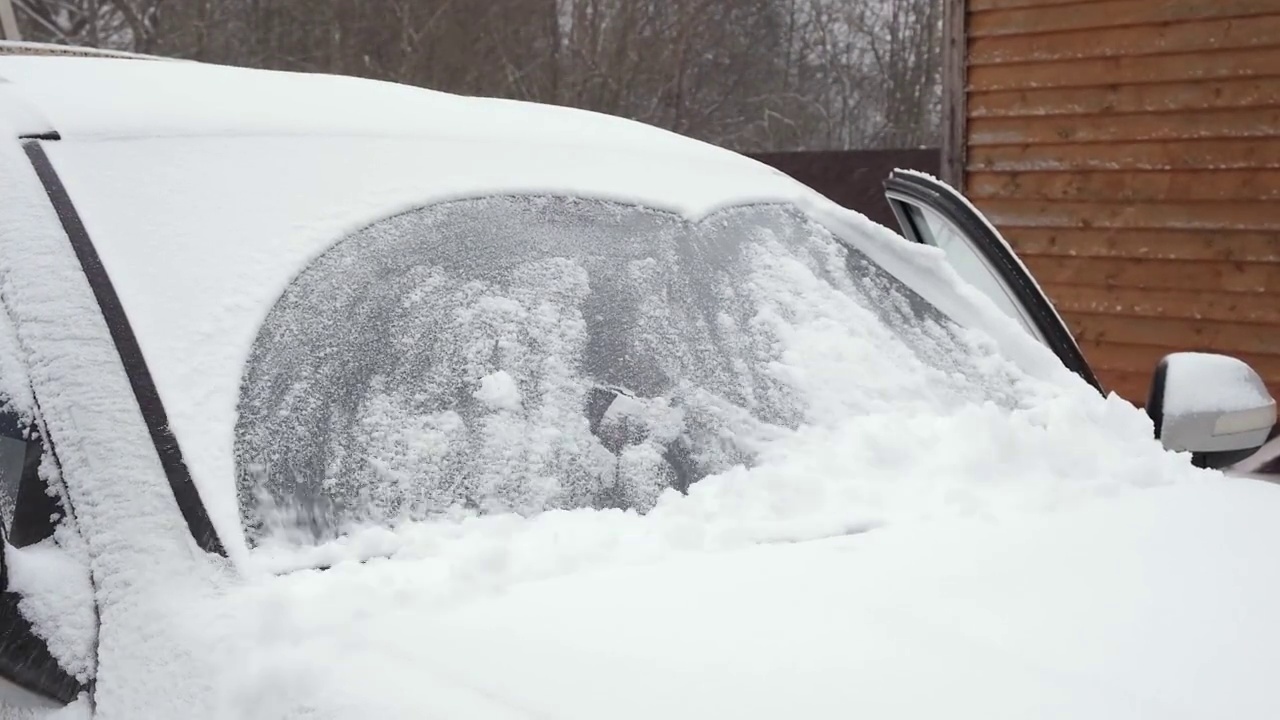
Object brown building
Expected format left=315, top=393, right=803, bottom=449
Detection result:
left=941, top=0, right=1280, bottom=404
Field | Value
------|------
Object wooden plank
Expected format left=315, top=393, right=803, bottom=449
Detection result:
left=1095, top=369, right=1153, bottom=404
left=968, top=78, right=1280, bottom=118
left=969, top=15, right=1280, bottom=65
left=969, top=46, right=1280, bottom=92
left=941, top=0, right=967, bottom=187
left=1077, top=340, right=1280, bottom=378
left=1062, top=312, right=1280, bottom=355
left=968, top=170, right=1280, bottom=203
left=969, top=0, right=1114, bottom=11
left=970, top=108, right=1280, bottom=145
left=1020, top=256, right=1280, bottom=293
left=968, top=139, right=1280, bottom=172
left=1005, top=227, right=1280, bottom=263
left=969, top=0, right=1280, bottom=38
left=1043, top=285, right=1280, bottom=325
left=977, top=199, right=1280, bottom=232
left=1097, top=367, right=1280, bottom=405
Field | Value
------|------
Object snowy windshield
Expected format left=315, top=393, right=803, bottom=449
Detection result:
left=235, top=196, right=1023, bottom=547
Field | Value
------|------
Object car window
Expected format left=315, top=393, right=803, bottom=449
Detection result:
left=0, top=308, right=61, bottom=548
left=0, top=415, right=27, bottom=532
left=0, top=302, right=87, bottom=705
left=236, top=196, right=1027, bottom=547
left=0, top=407, right=57, bottom=547
left=884, top=170, right=1100, bottom=391
left=902, top=203, right=1047, bottom=344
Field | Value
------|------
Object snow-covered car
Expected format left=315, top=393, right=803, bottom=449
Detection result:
left=0, top=49, right=1277, bottom=719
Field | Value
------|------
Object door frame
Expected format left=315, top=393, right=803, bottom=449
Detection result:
left=884, top=170, right=1101, bottom=391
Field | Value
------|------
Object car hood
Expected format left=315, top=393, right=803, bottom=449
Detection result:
left=194, top=478, right=1280, bottom=720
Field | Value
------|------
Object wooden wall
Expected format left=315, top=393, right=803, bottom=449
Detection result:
left=946, top=0, right=1280, bottom=403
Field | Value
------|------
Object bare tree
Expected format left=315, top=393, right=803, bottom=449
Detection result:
left=13, top=0, right=943, bottom=153
left=13, top=0, right=167, bottom=51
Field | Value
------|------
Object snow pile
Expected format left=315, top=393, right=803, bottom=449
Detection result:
left=218, top=399, right=1234, bottom=719
left=5, top=537, right=97, bottom=682
left=335, top=479, right=1280, bottom=720
left=248, top=356, right=1197, bottom=576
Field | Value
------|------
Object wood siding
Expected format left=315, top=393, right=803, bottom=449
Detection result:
left=959, top=0, right=1280, bottom=403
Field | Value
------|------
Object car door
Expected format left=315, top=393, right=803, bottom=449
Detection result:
left=883, top=170, right=1101, bottom=392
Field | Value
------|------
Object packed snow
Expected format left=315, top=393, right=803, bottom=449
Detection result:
left=0, top=56, right=1277, bottom=720
left=1160, top=351, right=1275, bottom=416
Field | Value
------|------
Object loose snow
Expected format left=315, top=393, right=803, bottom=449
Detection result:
left=474, top=371, right=522, bottom=412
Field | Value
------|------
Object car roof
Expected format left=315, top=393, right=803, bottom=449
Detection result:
left=0, top=54, right=771, bottom=174
left=0, top=39, right=173, bottom=61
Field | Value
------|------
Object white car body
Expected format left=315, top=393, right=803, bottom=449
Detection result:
left=0, top=52, right=1277, bottom=719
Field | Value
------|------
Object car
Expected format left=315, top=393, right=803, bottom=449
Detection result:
left=0, top=45, right=1277, bottom=719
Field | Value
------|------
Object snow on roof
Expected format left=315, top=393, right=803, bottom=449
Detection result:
left=0, top=55, right=767, bottom=169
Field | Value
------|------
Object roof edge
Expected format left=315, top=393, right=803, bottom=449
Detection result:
left=0, top=40, right=174, bottom=62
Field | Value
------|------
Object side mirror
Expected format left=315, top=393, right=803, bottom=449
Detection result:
left=1148, top=352, right=1277, bottom=468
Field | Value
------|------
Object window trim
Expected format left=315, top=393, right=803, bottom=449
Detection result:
left=21, top=140, right=226, bottom=557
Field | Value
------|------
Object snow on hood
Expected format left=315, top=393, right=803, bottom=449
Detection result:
left=193, top=477, right=1280, bottom=720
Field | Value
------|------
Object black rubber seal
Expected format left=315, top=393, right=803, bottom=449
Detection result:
left=884, top=170, right=1102, bottom=392
left=22, top=141, right=226, bottom=557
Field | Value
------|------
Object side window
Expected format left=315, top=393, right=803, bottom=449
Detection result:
left=0, top=306, right=61, bottom=549
left=0, top=401, right=61, bottom=549
left=884, top=170, right=1101, bottom=391
left=898, top=203, right=1048, bottom=345
left=0, top=306, right=86, bottom=706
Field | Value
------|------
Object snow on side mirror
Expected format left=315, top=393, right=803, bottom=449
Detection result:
left=1148, top=352, right=1277, bottom=467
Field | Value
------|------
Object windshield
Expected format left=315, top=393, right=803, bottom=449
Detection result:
left=235, top=196, right=1024, bottom=547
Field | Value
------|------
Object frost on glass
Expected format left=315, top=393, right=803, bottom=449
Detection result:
left=236, top=196, right=1017, bottom=545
